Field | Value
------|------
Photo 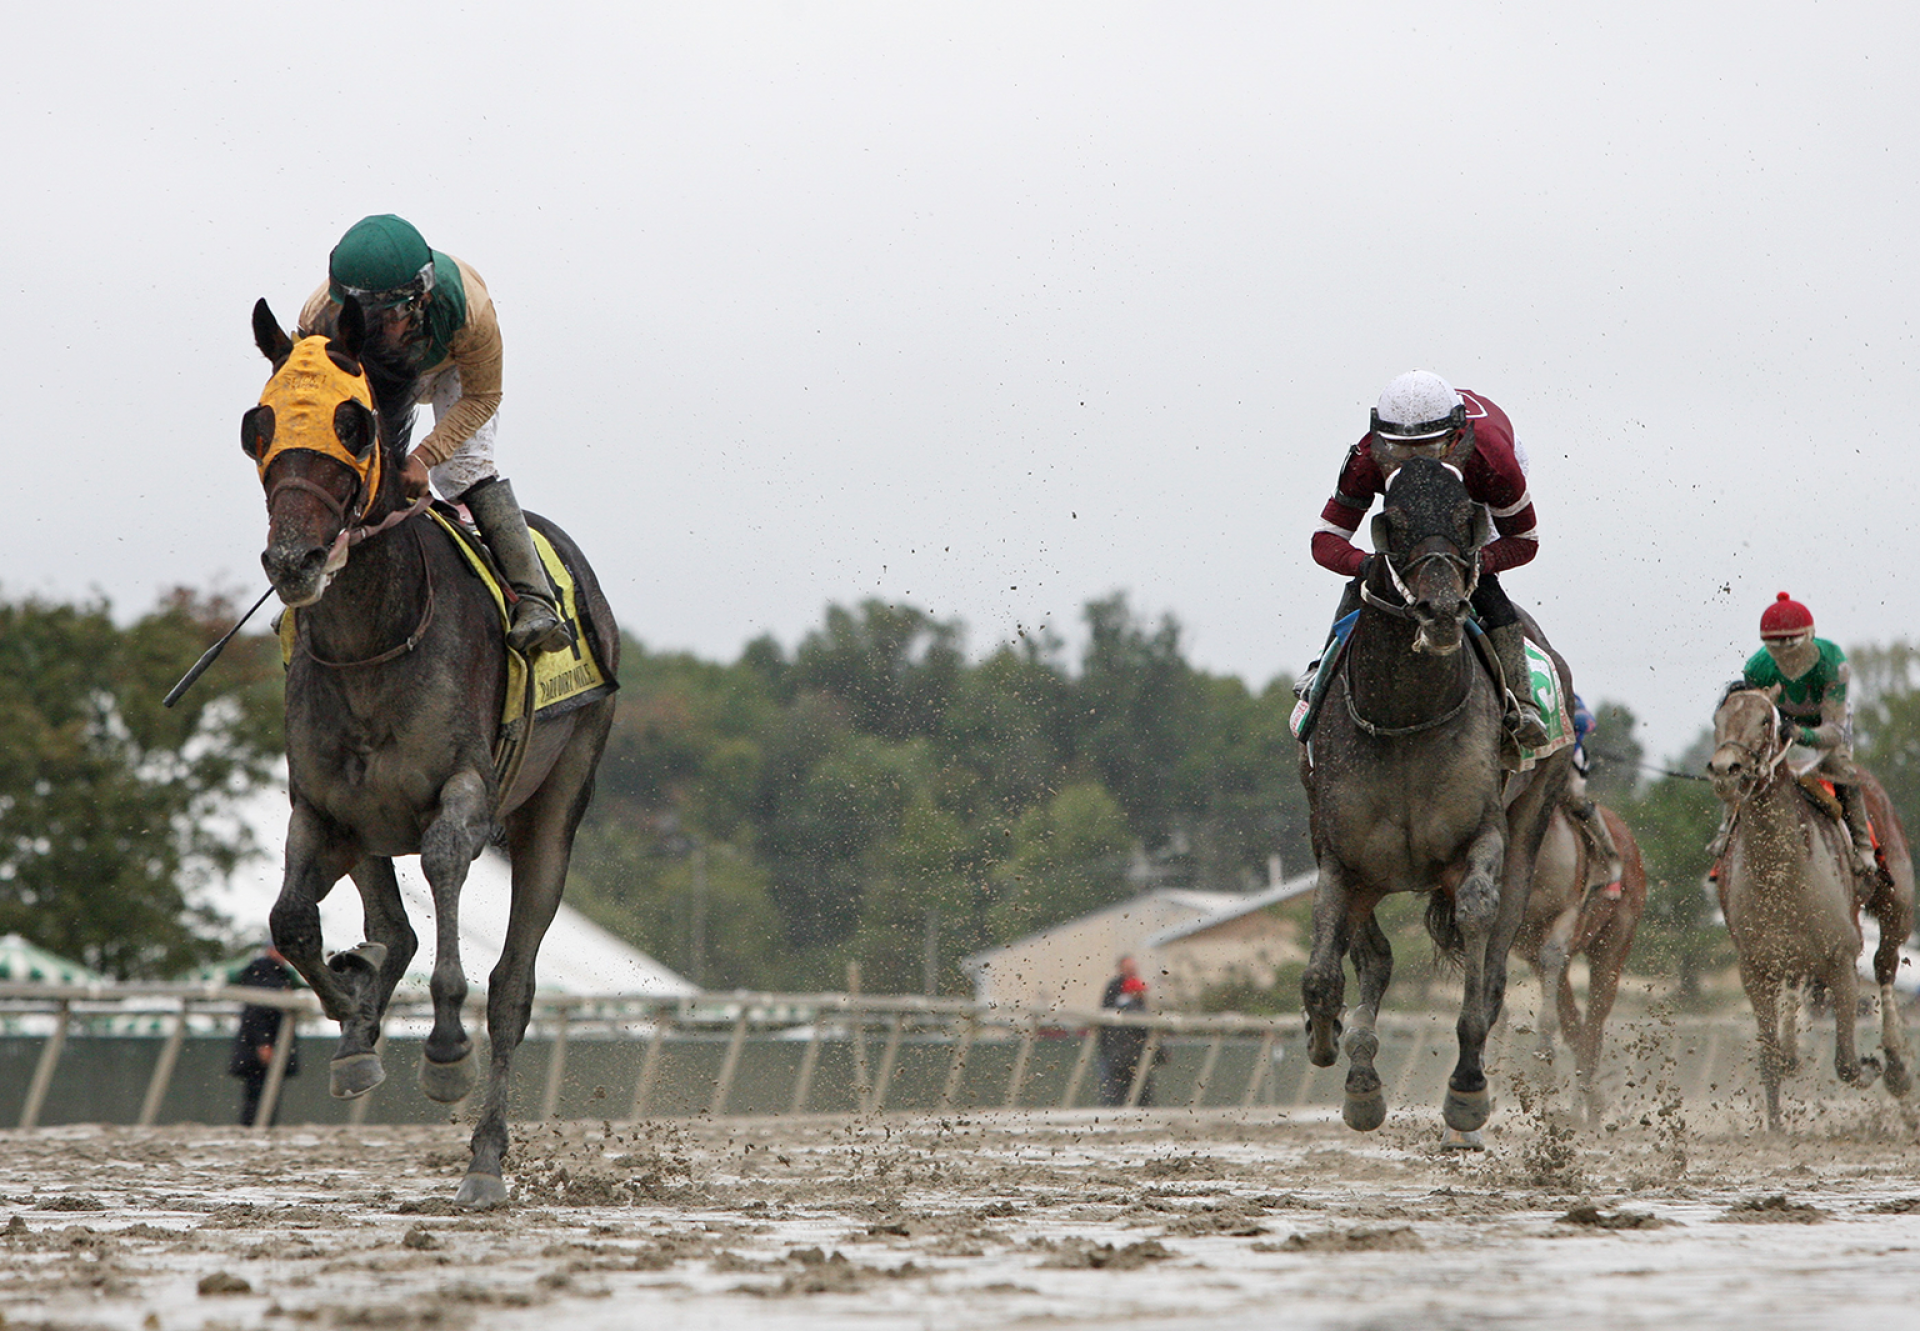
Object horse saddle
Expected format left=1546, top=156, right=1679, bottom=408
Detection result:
left=1469, top=628, right=1576, bottom=773
left=1288, top=610, right=1359, bottom=743
left=1292, top=613, right=1575, bottom=775
left=278, top=505, right=617, bottom=798
left=1792, top=771, right=1881, bottom=860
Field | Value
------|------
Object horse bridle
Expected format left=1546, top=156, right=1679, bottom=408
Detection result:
left=1714, top=693, right=1793, bottom=808
left=267, top=469, right=431, bottom=580
left=1343, top=542, right=1480, bottom=736
left=1360, top=545, right=1481, bottom=621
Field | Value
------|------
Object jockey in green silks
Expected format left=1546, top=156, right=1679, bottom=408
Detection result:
left=1711, top=591, right=1877, bottom=879
left=298, top=214, right=567, bottom=655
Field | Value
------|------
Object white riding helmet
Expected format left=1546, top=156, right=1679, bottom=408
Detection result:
left=1372, top=370, right=1465, bottom=443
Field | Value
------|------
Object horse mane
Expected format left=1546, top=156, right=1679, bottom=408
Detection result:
left=343, top=341, right=420, bottom=458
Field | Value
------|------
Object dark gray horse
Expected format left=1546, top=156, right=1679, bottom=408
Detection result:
left=243, top=298, right=618, bottom=1206
left=1300, top=457, right=1572, bottom=1141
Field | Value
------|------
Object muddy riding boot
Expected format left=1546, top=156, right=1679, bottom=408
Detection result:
left=464, top=477, right=569, bottom=655
left=1487, top=621, right=1551, bottom=749
left=1836, top=783, right=1880, bottom=882
left=1568, top=797, right=1625, bottom=901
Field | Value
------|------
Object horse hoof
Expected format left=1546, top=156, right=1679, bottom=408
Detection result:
left=1443, top=1084, right=1493, bottom=1132
left=1440, top=1128, right=1486, bottom=1152
left=454, top=1171, right=508, bottom=1210
left=419, top=1047, right=477, bottom=1103
left=1844, top=1057, right=1884, bottom=1090
left=327, top=942, right=388, bottom=978
left=330, top=1052, right=386, bottom=1100
left=1885, top=1058, right=1913, bottom=1099
left=1306, top=1017, right=1343, bottom=1068
left=1344, top=1089, right=1387, bottom=1132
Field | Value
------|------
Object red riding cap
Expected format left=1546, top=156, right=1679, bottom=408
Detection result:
left=1759, top=591, right=1814, bottom=640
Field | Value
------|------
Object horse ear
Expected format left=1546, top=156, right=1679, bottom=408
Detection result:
left=334, top=296, right=368, bottom=360
left=252, top=299, right=293, bottom=363
left=241, top=404, right=275, bottom=461
left=1469, top=503, right=1494, bottom=551
left=1445, top=419, right=1476, bottom=468
left=1369, top=512, right=1393, bottom=554
left=1766, top=683, right=1783, bottom=702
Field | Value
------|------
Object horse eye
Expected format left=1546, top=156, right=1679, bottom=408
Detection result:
left=241, top=405, right=275, bottom=460
left=333, top=401, right=376, bottom=459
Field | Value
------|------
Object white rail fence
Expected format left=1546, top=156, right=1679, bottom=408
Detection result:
left=0, top=981, right=1290, bottom=1130
left=0, top=980, right=1831, bottom=1131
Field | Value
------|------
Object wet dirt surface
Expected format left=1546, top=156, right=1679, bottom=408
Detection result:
left=5, top=1085, right=1920, bottom=1331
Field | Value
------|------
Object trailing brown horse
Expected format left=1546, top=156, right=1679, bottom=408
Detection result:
left=1301, top=457, right=1574, bottom=1142
left=1516, top=802, right=1645, bottom=1123
left=1708, top=686, right=1913, bottom=1130
left=244, top=297, right=618, bottom=1205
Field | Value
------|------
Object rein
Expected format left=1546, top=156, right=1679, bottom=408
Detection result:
left=1716, top=696, right=1793, bottom=811
left=299, top=518, right=437, bottom=669
left=1340, top=663, right=1475, bottom=737
left=1342, top=536, right=1482, bottom=736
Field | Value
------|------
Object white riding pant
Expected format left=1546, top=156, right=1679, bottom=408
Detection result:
left=421, top=368, right=499, bottom=500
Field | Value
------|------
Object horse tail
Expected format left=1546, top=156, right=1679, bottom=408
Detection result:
left=1425, top=892, right=1466, bottom=967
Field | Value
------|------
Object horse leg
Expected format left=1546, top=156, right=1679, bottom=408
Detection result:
left=1536, top=905, right=1581, bottom=1077
left=458, top=718, right=606, bottom=1209
left=1829, top=955, right=1882, bottom=1089
left=324, top=857, right=419, bottom=1097
left=1742, top=969, right=1785, bottom=1131
left=1869, top=887, right=1914, bottom=1097
left=417, top=770, right=494, bottom=1106
left=1444, top=820, right=1508, bottom=1134
left=1341, top=912, right=1393, bottom=1131
left=268, top=804, right=389, bottom=1095
left=1574, top=930, right=1626, bottom=1125
left=1302, top=860, right=1357, bottom=1071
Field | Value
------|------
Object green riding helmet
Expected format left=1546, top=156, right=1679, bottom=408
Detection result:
left=328, top=214, right=436, bottom=311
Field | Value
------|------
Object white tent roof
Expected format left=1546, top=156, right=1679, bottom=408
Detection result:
left=0, top=933, right=105, bottom=984
left=211, top=783, right=698, bottom=999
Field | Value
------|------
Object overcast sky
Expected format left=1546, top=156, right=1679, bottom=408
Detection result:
left=7, top=2, right=1917, bottom=761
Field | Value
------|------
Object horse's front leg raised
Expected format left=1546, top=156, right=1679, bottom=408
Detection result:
left=416, top=770, right=495, bottom=1106
left=269, top=804, right=384, bottom=1097
left=318, top=857, right=420, bottom=1097
left=1303, top=860, right=1358, bottom=1071
left=1445, top=820, right=1508, bottom=1134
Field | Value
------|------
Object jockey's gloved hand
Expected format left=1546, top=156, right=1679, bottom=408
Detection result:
left=1355, top=555, right=1375, bottom=582
left=1797, top=725, right=1818, bottom=747
left=400, top=451, right=430, bottom=503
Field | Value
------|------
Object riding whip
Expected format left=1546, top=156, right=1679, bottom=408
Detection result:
left=162, top=585, right=276, bottom=708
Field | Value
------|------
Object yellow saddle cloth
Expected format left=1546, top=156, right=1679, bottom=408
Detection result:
left=278, top=507, right=614, bottom=741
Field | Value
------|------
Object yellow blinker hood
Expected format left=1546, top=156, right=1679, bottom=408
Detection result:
left=256, top=336, right=382, bottom=520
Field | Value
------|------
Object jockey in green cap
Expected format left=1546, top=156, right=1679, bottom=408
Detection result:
left=297, top=214, right=567, bottom=654
left=1709, top=591, right=1877, bottom=879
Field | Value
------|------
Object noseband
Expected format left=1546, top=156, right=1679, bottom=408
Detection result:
left=1361, top=545, right=1481, bottom=620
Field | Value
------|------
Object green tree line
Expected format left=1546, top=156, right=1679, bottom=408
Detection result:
left=566, top=594, right=1311, bottom=993
left=8, top=581, right=1918, bottom=1003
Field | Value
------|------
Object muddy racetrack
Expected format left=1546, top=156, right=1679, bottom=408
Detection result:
left=6, top=1065, right=1920, bottom=1331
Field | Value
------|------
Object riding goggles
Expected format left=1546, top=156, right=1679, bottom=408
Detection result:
left=330, top=258, right=436, bottom=314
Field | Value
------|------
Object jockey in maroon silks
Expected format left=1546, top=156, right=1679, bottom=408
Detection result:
left=1312, top=370, right=1551, bottom=747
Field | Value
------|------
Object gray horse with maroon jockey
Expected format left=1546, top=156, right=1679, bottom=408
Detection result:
left=1300, top=457, right=1573, bottom=1142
